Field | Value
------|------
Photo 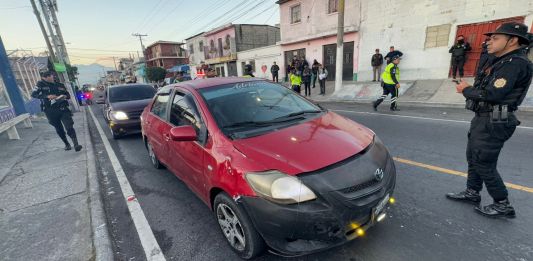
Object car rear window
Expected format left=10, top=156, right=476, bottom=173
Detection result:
left=108, top=85, right=156, bottom=102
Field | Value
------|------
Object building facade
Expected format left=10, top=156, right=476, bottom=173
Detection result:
left=185, top=32, right=206, bottom=79
left=202, top=24, right=280, bottom=77
left=277, top=0, right=361, bottom=81
left=236, top=45, right=282, bottom=79
left=145, top=41, right=188, bottom=70
left=356, top=0, right=533, bottom=81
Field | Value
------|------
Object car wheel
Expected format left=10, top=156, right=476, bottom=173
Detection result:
left=147, top=141, right=163, bottom=169
left=214, top=193, right=265, bottom=259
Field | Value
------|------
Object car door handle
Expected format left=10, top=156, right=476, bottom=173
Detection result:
left=163, top=133, right=171, bottom=141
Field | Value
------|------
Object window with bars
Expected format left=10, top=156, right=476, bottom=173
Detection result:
left=424, top=24, right=451, bottom=48
left=199, top=41, right=204, bottom=52
left=291, top=4, right=301, bottom=24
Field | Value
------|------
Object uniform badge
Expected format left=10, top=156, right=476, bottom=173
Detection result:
left=494, top=78, right=507, bottom=88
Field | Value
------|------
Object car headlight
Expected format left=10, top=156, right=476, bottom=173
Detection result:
left=245, top=170, right=317, bottom=204
left=111, top=111, right=129, bottom=120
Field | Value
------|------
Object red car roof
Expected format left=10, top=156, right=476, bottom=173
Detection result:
left=177, top=77, right=267, bottom=90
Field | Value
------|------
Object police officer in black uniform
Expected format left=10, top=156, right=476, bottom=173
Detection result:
left=32, top=71, right=83, bottom=151
left=447, top=22, right=532, bottom=218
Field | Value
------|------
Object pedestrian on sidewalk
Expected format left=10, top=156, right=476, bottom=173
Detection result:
left=373, top=55, right=401, bottom=111
left=290, top=69, right=302, bottom=94
left=302, top=65, right=312, bottom=96
left=371, top=48, right=384, bottom=81
left=384, top=46, right=403, bottom=65
left=270, top=61, right=280, bottom=82
left=32, top=71, right=83, bottom=151
left=243, top=64, right=255, bottom=78
left=311, top=59, right=319, bottom=88
left=448, top=22, right=533, bottom=218
left=449, top=35, right=472, bottom=81
left=318, top=64, right=328, bottom=95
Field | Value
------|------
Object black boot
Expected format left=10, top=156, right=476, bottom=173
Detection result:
left=446, top=188, right=481, bottom=204
left=71, top=137, right=83, bottom=152
left=60, top=136, right=71, bottom=150
left=372, top=101, right=378, bottom=111
left=475, top=199, right=516, bottom=218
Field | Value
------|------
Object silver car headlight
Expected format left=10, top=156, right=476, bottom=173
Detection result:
left=245, top=170, right=317, bottom=204
left=111, top=111, right=129, bottom=121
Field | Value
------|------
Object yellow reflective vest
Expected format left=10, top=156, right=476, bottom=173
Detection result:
left=382, top=63, right=400, bottom=85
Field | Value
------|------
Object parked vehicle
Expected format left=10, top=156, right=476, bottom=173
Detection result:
left=104, top=84, right=156, bottom=139
left=141, top=78, right=396, bottom=259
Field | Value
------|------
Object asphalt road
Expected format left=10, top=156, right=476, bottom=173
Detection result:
left=88, top=102, right=533, bottom=261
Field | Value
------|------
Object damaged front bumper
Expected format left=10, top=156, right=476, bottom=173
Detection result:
left=239, top=151, right=396, bottom=256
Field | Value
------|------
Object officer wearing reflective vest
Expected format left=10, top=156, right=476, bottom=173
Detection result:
left=31, top=71, right=83, bottom=152
left=373, top=55, right=401, bottom=111
left=449, top=22, right=533, bottom=218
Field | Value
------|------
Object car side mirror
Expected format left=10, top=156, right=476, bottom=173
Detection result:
left=170, top=125, right=197, bottom=141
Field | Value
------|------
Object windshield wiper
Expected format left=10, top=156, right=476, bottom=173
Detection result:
left=273, top=110, right=322, bottom=120
left=222, top=121, right=274, bottom=129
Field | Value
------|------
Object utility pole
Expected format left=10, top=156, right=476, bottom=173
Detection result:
left=334, top=0, right=345, bottom=93
left=132, top=33, right=147, bottom=58
left=47, top=0, right=71, bottom=65
left=36, top=0, right=79, bottom=111
left=30, top=0, right=56, bottom=62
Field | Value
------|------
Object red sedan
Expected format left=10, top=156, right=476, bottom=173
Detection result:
left=141, top=78, right=396, bottom=259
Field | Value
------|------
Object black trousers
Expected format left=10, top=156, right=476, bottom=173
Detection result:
left=466, top=115, right=518, bottom=201
left=374, top=84, right=398, bottom=109
left=45, top=107, right=77, bottom=143
left=451, top=56, right=466, bottom=78
left=292, top=85, right=301, bottom=94
left=303, top=82, right=311, bottom=96
left=272, top=73, right=278, bottom=83
left=312, top=73, right=317, bottom=88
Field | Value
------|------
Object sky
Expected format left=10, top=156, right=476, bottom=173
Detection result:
left=0, top=0, right=280, bottom=67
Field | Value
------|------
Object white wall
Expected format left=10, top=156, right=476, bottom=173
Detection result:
left=237, top=45, right=283, bottom=79
left=185, top=34, right=206, bottom=78
left=279, top=0, right=360, bottom=44
left=357, top=0, right=533, bottom=81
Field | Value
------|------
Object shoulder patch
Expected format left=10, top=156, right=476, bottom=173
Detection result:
left=494, top=78, right=507, bottom=88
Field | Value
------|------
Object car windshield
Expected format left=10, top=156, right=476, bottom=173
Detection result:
left=108, top=85, right=156, bottom=103
left=198, top=81, right=323, bottom=138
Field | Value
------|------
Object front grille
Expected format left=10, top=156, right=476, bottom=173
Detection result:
left=339, top=179, right=380, bottom=194
left=127, top=110, right=143, bottom=119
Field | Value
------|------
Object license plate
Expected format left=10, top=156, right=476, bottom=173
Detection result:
left=374, top=194, right=390, bottom=216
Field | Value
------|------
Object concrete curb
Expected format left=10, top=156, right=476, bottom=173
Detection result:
left=311, top=98, right=533, bottom=112
left=83, top=107, right=114, bottom=261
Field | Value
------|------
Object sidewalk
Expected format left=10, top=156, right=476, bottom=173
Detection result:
left=0, top=108, right=111, bottom=261
left=303, top=79, right=533, bottom=111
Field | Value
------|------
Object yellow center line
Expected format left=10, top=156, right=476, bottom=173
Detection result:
left=393, top=157, right=533, bottom=194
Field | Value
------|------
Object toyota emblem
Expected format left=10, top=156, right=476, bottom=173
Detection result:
left=375, top=168, right=384, bottom=181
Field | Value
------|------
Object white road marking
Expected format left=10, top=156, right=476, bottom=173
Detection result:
left=88, top=107, right=166, bottom=261
left=332, top=109, right=533, bottom=130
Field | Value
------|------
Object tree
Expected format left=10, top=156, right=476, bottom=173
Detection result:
left=146, top=67, right=167, bottom=82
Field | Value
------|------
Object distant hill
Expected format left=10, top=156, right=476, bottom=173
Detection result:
left=76, top=63, right=113, bottom=84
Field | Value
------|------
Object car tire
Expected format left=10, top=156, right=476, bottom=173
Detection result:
left=147, top=141, right=163, bottom=169
left=214, top=192, right=265, bottom=259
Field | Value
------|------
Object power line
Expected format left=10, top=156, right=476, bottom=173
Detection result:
left=136, top=0, right=169, bottom=32
left=165, top=0, right=232, bottom=40
left=0, top=5, right=30, bottom=10
left=264, top=6, right=278, bottom=24
left=193, top=0, right=252, bottom=34
left=144, top=0, right=185, bottom=34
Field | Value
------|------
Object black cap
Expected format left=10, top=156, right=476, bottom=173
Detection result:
left=392, top=55, right=401, bottom=60
left=484, top=22, right=530, bottom=45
